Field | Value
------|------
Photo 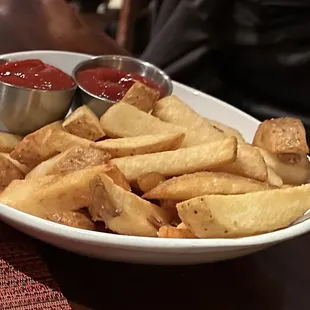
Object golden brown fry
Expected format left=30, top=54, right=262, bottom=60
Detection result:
left=26, top=146, right=111, bottom=179
left=137, top=172, right=166, bottom=193
left=121, top=81, right=159, bottom=113
left=11, top=127, right=111, bottom=169
left=212, top=143, right=268, bottom=182
left=177, top=184, right=310, bottom=238
left=103, top=162, right=131, bottom=191
left=143, top=171, right=274, bottom=201
left=158, top=225, right=196, bottom=238
left=153, top=95, right=225, bottom=142
left=10, top=122, right=65, bottom=167
left=0, top=165, right=127, bottom=218
left=0, top=132, right=22, bottom=152
left=1, top=153, right=30, bottom=174
left=112, top=137, right=237, bottom=182
left=96, top=133, right=185, bottom=158
left=0, top=153, right=25, bottom=190
left=258, top=148, right=310, bottom=185
left=88, top=174, right=170, bottom=237
left=159, top=199, right=180, bottom=223
left=100, top=102, right=186, bottom=138
left=62, top=105, right=105, bottom=141
left=209, top=120, right=245, bottom=143
left=253, top=117, right=309, bottom=154
left=45, top=210, right=95, bottom=230
left=267, top=167, right=283, bottom=187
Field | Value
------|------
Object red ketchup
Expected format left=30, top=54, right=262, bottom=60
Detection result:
left=77, top=67, right=164, bottom=101
left=0, top=59, right=75, bottom=90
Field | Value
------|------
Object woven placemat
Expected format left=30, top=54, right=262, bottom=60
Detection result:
left=0, top=222, right=71, bottom=310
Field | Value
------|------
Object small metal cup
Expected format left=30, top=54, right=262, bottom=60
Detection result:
left=0, top=59, right=76, bottom=135
left=72, top=55, right=173, bottom=117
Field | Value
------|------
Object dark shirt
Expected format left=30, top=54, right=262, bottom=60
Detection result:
left=141, top=0, right=310, bottom=128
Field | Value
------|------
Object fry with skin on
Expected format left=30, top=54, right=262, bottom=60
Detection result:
left=177, top=184, right=310, bottom=238
left=253, top=117, right=309, bottom=154
left=121, top=81, right=159, bottom=113
left=10, top=121, right=65, bottom=167
left=96, top=132, right=185, bottom=158
left=11, top=127, right=109, bottom=168
left=88, top=174, right=170, bottom=237
left=0, top=164, right=129, bottom=218
left=112, top=137, right=237, bottom=182
left=143, top=171, right=275, bottom=201
left=62, top=105, right=105, bottom=141
left=26, top=146, right=111, bottom=179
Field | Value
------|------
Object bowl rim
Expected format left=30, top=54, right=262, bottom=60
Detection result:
left=0, top=58, right=77, bottom=93
left=0, top=200, right=308, bottom=251
left=71, top=54, right=173, bottom=104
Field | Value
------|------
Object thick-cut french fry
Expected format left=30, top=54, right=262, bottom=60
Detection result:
left=0, top=165, right=128, bottom=218
left=253, top=117, right=309, bottom=154
left=1, top=153, right=30, bottom=174
left=143, top=171, right=274, bottom=201
left=0, top=153, right=25, bottom=190
left=88, top=174, right=170, bottom=237
left=103, top=162, right=131, bottom=191
left=212, top=143, right=268, bottom=182
left=96, top=132, right=185, bottom=158
left=0, top=132, right=23, bottom=152
left=10, top=122, right=65, bottom=167
left=159, top=200, right=180, bottom=223
left=62, top=105, right=105, bottom=141
left=26, top=146, right=111, bottom=179
left=258, top=148, right=310, bottom=185
left=45, top=210, right=95, bottom=230
left=267, top=167, right=283, bottom=187
left=121, top=82, right=159, bottom=113
left=177, top=184, right=310, bottom=238
left=158, top=225, right=196, bottom=238
left=11, top=127, right=109, bottom=168
left=112, top=137, right=237, bottom=182
left=153, top=95, right=225, bottom=142
left=100, top=102, right=186, bottom=139
left=209, top=120, right=245, bottom=143
left=137, top=172, right=166, bottom=193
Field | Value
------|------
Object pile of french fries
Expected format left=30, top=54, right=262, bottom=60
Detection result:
left=0, top=81, right=309, bottom=239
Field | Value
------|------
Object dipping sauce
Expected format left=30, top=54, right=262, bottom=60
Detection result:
left=77, top=67, right=164, bottom=101
left=0, top=59, right=75, bottom=90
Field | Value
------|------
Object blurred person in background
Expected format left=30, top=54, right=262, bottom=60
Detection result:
left=140, top=0, right=310, bottom=134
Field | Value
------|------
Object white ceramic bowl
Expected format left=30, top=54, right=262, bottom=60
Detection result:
left=0, top=50, right=309, bottom=265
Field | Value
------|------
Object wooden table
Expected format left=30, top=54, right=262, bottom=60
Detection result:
left=1, top=0, right=310, bottom=309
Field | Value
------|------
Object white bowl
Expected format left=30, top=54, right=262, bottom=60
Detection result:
left=0, top=50, right=309, bottom=265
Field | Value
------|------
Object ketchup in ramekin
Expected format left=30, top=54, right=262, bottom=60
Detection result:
left=0, top=59, right=75, bottom=90
left=77, top=67, right=163, bottom=102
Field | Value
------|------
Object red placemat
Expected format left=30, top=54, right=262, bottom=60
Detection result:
left=0, top=222, right=71, bottom=310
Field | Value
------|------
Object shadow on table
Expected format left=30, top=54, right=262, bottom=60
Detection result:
left=39, top=240, right=292, bottom=310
